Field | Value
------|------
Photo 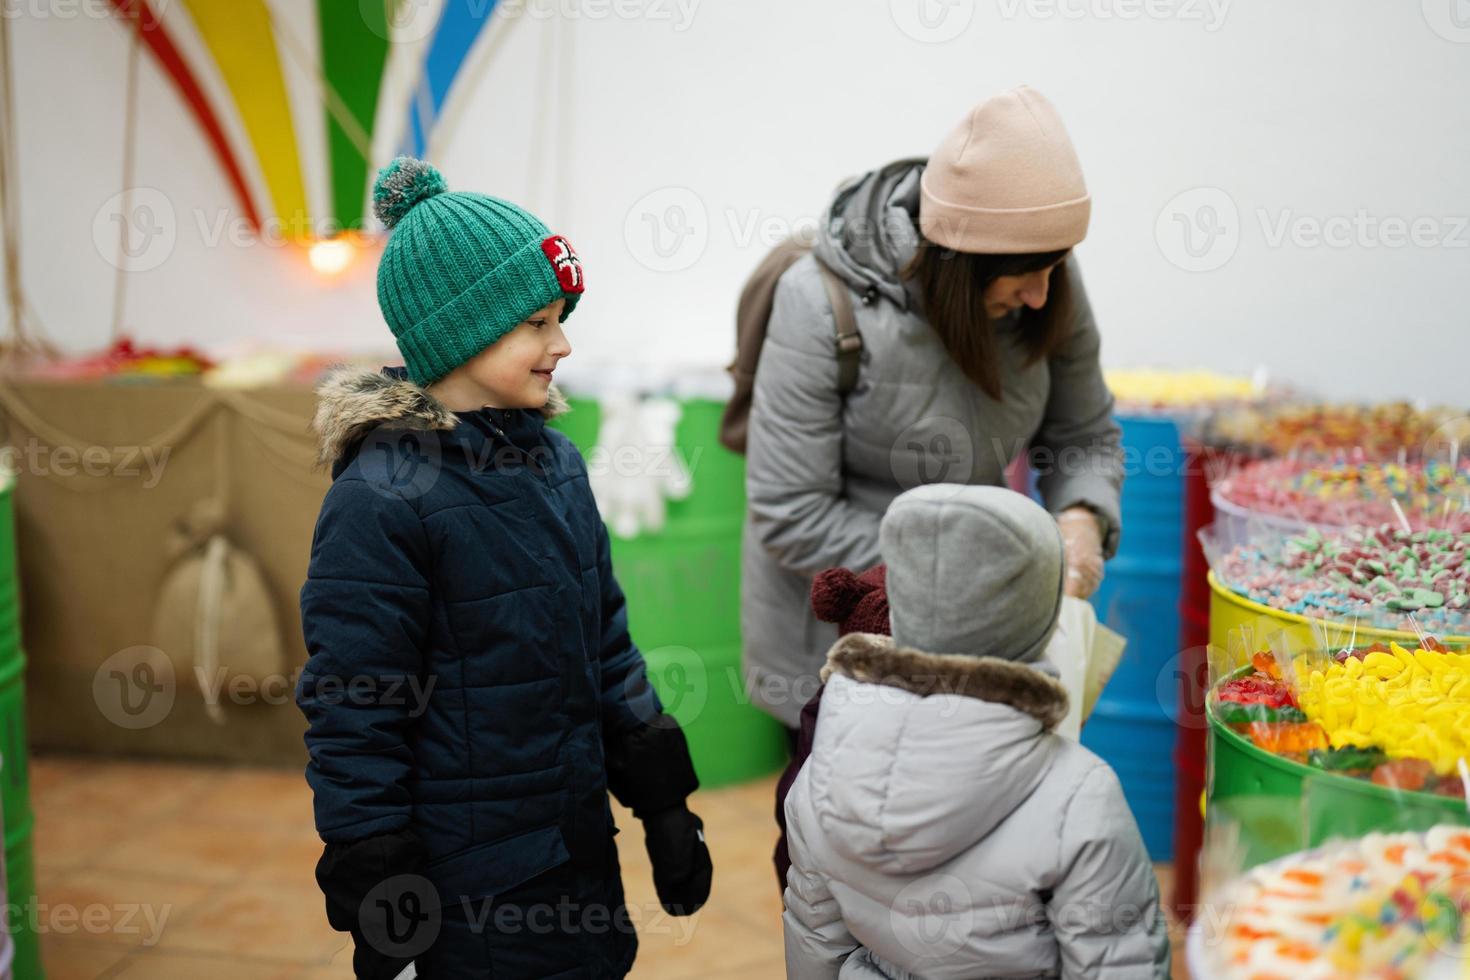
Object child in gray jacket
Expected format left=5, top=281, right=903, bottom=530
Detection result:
left=783, top=484, right=1170, bottom=979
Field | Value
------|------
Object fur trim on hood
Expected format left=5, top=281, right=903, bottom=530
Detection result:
left=312, top=366, right=569, bottom=467
left=820, top=632, right=1069, bottom=731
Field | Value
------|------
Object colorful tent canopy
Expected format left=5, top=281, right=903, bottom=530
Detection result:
left=106, top=0, right=498, bottom=238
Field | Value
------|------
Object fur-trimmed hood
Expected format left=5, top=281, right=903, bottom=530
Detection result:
left=821, top=631, right=1070, bottom=730
left=806, top=632, right=1073, bottom=874
left=311, top=365, right=569, bottom=470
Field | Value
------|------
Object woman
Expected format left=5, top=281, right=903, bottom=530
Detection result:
left=742, top=86, right=1123, bottom=733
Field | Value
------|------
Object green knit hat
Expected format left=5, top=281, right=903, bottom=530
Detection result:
left=372, top=157, right=585, bottom=386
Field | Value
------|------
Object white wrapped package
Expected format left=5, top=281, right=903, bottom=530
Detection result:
left=1043, top=597, right=1127, bottom=740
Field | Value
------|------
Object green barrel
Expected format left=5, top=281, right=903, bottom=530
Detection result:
left=552, top=397, right=787, bottom=787
left=1206, top=666, right=1469, bottom=870
left=0, top=474, right=39, bottom=978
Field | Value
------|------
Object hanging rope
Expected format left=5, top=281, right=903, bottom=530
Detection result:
left=212, top=386, right=317, bottom=435
left=0, top=7, right=55, bottom=360
left=0, top=381, right=219, bottom=467
left=262, top=0, right=374, bottom=166
left=109, top=2, right=145, bottom=344
left=193, top=533, right=229, bottom=724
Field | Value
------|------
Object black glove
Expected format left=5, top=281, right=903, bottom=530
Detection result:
left=315, top=829, right=432, bottom=980
left=642, top=804, right=713, bottom=916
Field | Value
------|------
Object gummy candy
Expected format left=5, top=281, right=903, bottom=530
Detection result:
left=1215, top=702, right=1308, bottom=726
left=1217, top=674, right=1297, bottom=709
left=1248, top=721, right=1329, bottom=754
left=1308, top=747, right=1390, bottom=774
left=1370, top=758, right=1435, bottom=792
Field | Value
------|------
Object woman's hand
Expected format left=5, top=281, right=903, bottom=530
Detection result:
left=1057, top=507, right=1105, bottom=599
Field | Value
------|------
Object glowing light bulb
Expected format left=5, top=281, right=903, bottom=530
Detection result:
left=308, top=237, right=356, bottom=276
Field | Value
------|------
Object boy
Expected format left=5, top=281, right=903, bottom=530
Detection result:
left=298, top=158, right=711, bottom=979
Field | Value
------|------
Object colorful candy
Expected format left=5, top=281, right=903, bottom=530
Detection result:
left=1200, top=826, right=1470, bottom=979
left=1217, top=673, right=1297, bottom=710
left=1203, top=402, right=1465, bottom=459
left=1294, top=643, right=1470, bottom=779
left=1212, top=644, right=1470, bottom=798
left=1307, top=746, right=1389, bottom=775
left=1215, top=701, right=1308, bottom=725
left=1370, top=758, right=1437, bottom=793
left=1218, top=526, right=1470, bottom=636
left=1215, top=458, right=1470, bottom=533
left=1247, top=720, right=1330, bottom=754
left=1104, top=368, right=1260, bottom=410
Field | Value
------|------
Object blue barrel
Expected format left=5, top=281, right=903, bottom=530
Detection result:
left=1081, top=415, right=1183, bottom=859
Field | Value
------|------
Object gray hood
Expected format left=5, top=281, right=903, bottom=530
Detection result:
left=812, top=632, right=1069, bottom=876
left=881, top=484, right=1066, bottom=663
left=813, top=158, right=927, bottom=311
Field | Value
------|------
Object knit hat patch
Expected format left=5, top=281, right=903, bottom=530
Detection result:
left=541, top=235, right=585, bottom=294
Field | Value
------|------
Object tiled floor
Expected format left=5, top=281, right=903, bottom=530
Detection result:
left=29, top=756, right=1190, bottom=978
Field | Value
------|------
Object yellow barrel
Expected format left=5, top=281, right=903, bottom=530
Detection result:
left=1207, top=571, right=1470, bottom=664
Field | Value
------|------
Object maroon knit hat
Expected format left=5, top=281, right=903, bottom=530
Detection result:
left=810, top=564, right=890, bottom=637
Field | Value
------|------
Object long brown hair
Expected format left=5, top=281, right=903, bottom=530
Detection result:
left=900, top=240, right=1072, bottom=401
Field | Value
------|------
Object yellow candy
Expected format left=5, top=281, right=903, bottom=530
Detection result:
left=1393, top=643, right=1418, bottom=672
left=1364, top=651, right=1404, bottom=678
left=1415, top=649, right=1445, bottom=674
left=1294, top=646, right=1470, bottom=776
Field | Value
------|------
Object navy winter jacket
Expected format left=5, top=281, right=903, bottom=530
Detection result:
left=297, top=366, right=696, bottom=979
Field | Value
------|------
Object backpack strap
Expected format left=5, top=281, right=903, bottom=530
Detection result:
left=813, top=257, right=863, bottom=396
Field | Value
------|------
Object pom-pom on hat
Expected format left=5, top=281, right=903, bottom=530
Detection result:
left=371, top=156, right=586, bottom=386
left=810, top=565, right=890, bottom=638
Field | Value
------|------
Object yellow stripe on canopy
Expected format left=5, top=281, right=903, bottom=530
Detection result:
left=181, top=0, right=309, bottom=238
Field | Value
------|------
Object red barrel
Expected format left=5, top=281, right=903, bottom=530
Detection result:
left=1172, top=442, right=1242, bottom=922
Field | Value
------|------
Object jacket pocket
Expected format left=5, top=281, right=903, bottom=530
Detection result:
left=421, top=824, right=570, bottom=911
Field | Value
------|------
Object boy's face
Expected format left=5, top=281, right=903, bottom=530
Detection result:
left=458, top=299, right=571, bottom=409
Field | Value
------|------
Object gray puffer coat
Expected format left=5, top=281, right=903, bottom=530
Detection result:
left=783, top=633, right=1170, bottom=980
left=740, top=159, right=1124, bottom=726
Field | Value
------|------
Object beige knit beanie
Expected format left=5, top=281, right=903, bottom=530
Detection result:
left=919, top=86, right=1091, bottom=254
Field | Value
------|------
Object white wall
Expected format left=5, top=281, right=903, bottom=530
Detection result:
left=6, top=0, right=1470, bottom=400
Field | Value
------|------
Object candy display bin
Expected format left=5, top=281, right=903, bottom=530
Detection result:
left=1207, top=571, right=1470, bottom=665
left=550, top=396, right=787, bottom=788
left=1207, top=664, right=1470, bottom=870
